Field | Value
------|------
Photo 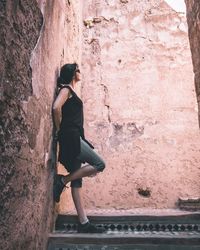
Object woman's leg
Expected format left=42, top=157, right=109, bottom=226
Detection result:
left=71, top=185, right=106, bottom=233
left=62, top=164, right=98, bottom=185
left=54, top=138, right=106, bottom=232
left=62, top=137, right=105, bottom=185
left=71, top=187, right=89, bottom=224
left=53, top=138, right=105, bottom=202
left=53, top=160, right=98, bottom=203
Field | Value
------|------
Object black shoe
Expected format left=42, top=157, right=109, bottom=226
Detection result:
left=53, top=174, right=66, bottom=202
left=77, top=221, right=106, bottom=233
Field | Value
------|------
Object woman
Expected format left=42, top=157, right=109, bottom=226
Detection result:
left=53, top=63, right=106, bottom=233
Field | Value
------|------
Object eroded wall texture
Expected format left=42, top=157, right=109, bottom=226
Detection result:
left=0, top=0, right=82, bottom=249
left=60, top=0, right=200, bottom=212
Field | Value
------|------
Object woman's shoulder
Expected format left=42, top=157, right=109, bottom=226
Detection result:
left=58, top=84, right=75, bottom=96
left=59, top=84, right=74, bottom=91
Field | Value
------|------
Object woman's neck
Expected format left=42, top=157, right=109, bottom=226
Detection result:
left=70, top=80, right=76, bottom=90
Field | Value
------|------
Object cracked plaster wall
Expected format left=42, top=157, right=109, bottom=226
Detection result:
left=60, top=0, right=200, bottom=212
left=0, top=0, right=82, bottom=249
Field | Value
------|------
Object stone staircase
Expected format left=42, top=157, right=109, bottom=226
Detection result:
left=47, top=210, right=200, bottom=250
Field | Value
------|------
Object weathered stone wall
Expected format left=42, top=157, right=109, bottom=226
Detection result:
left=59, top=0, right=200, bottom=211
left=185, top=0, right=200, bottom=125
left=0, top=0, right=82, bottom=249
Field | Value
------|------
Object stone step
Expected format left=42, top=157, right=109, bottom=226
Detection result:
left=47, top=231, right=200, bottom=250
left=48, top=212, right=200, bottom=249
left=55, top=212, right=200, bottom=232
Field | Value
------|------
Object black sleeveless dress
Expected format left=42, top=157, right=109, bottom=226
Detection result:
left=58, top=85, right=94, bottom=168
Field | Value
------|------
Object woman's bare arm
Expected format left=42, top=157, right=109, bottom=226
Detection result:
left=53, top=88, right=70, bottom=132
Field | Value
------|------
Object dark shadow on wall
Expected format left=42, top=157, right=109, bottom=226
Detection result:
left=185, top=0, right=200, bottom=127
left=0, top=1, right=55, bottom=250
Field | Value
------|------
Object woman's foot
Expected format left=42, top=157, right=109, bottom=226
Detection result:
left=77, top=221, right=106, bottom=233
left=53, top=174, right=68, bottom=202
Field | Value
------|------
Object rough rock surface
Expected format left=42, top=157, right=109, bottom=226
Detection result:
left=60, top=0, right=200, bottom=212
left=185, top=0, right=200, bottom=124
left=0, top=0, right=82, bottom=249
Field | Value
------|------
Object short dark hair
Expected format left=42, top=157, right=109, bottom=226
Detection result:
left=57, top=63, right=78, bottom=87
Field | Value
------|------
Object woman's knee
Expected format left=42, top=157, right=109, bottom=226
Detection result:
left=70, top=178, right=82, bottom=188
left=97, top=160, right=106, bottom=172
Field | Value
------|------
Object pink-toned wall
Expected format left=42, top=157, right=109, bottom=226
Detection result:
left=59, top=0, right=200, bottom=212
left=58, top=0, right=200, bottom=213
left=33, top=0, right=83, bottom=215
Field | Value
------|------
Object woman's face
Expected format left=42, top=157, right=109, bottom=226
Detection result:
left=75, top=68, right=81, bottom=82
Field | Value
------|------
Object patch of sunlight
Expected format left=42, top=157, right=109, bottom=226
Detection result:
left=165, top=0, right=186, bottom=13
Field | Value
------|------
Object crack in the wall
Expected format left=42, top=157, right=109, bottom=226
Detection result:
left=100, top=82, right=111, bottom=123
left=30, top=3, right=45, bottom=100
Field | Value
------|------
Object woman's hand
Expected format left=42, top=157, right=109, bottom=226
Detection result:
left=54, top=130, right=60, bottom=141
left=53, top=87, right=70, bottom=134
